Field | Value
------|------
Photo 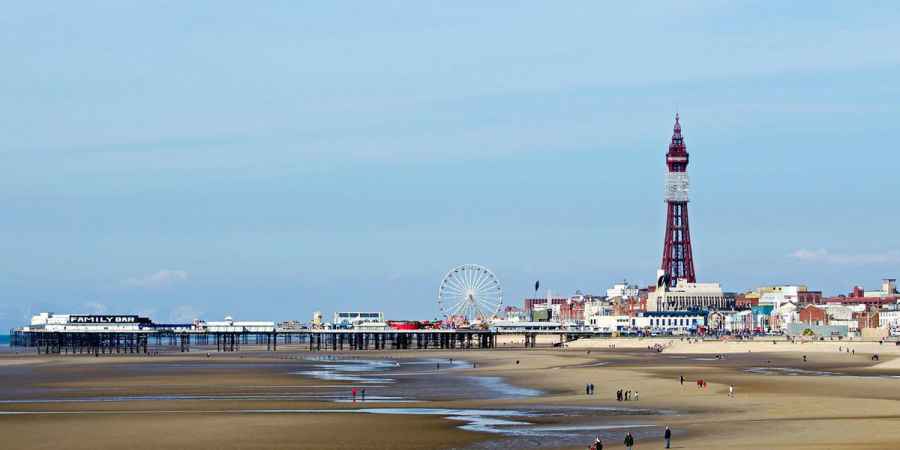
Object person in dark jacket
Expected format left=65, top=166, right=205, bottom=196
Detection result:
left=592, top=436, right=603, bottom=450
left=664, top=426, right=672, bottom=448
left=624, top=432, right=634, bottom=450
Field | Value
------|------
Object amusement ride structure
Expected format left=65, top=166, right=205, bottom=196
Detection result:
left=437, top=264, right=503, bottom=325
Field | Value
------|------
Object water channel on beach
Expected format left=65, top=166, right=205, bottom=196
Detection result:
left=0, top=355, right=670, bottom=449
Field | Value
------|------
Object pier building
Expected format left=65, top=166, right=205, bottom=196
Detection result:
left=333, top=311, right=385, bottom=328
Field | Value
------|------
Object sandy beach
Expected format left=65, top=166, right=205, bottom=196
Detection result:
left=2, top=340, right=900, bottom=449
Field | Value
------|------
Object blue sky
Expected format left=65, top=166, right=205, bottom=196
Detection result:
left=2, top=2, right=900, bottom=329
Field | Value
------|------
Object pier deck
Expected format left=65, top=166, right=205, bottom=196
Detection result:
left=8, top=328, right=608, bottom=354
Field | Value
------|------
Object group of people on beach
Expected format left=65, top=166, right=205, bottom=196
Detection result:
left=350, top=387, right=366, bottom=402
left=616, top=388, right=638, bottom=401
left=589, top=427, right=672, bottom=450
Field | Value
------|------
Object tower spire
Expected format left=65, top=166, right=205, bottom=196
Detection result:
left=668, top=113, right=686, bottom=158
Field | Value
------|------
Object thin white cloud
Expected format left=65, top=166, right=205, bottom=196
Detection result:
left=122, top=269, right=189, bottom=288
left=789, top=249, right=900, bottom=265
left=169, top=305, right=202, bottom=323
left=83, top=302, right=107, bottom=314
left=136, top=308, right=157, bottom=319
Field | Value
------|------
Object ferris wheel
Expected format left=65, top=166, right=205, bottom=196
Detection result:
left=438, top=264, right=503, bottom=322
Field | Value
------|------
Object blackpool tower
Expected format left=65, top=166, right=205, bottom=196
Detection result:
left=660, top=113, right=696, bottom=287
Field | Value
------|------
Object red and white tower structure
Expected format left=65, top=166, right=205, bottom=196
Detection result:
left=660, top=113, right=696, bottom=287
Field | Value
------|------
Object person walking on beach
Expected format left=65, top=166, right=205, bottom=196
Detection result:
left=664, top=426, right=672, bottom=448
left=729, top=384, right=734, bottom=397
left=351, top=387, right=357, bottom=402
left=592, top=436, right=603, bottom=450
left=624, top=432, right=634, bottom=450
left=361, top=388, right=366, bottom=401
left=680, top=375, right=684, bottom=386
left=586, top=384, right=591, bottom=395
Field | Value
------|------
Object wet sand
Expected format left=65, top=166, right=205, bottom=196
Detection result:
left=2, top=341, right=900, bottom=449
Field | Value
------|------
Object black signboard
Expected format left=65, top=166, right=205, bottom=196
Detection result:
left=69, top=315, right=151, bottom=325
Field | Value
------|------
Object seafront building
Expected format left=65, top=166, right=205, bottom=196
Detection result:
left=740, top=285, right=823, bottom=308
left=863, top=278, right=897, bottom=298
left=646, top=270, right=729, bottom=312
left=757, top=285, right=821, bottom=308
left=585, top=311, right=707, bottom=334
left=641, top=311, right=707, bottom=333
left=606, top=282, right=640, bottom=300
left=879, top=304, right=900, bottom=331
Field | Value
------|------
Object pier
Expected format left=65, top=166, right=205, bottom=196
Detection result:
left=8, top=328, right=607, bottom=355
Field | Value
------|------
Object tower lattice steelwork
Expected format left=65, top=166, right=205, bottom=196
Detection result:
left=660, top=113, right=695, bottom=287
